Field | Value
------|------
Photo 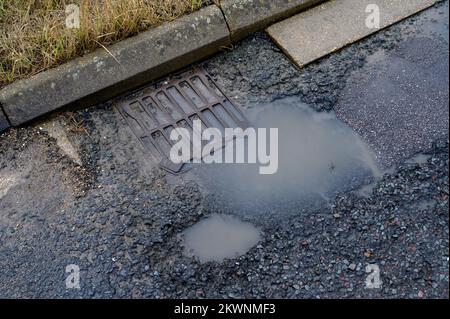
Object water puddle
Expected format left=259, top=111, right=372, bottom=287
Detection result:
left=192, top=97, right=381, bottom=215
left=181, top=214, right=261, bottom=263
left=414, top=199, right=437, bottom=211
left=406, top=153, right=432, bottom=165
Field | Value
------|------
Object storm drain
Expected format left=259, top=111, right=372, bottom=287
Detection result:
left=115, top=68, right=249, bottom=174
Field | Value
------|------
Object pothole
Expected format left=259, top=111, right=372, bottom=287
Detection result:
left=192, top=97, right=381, bottom=215
left=181, top=214, right=261, bottom=263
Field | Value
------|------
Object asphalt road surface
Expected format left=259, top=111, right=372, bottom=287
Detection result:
left=0, top=0, right=448, bottom=298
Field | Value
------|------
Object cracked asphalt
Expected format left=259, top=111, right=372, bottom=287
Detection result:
left=0, top=1, right=448, bottom=298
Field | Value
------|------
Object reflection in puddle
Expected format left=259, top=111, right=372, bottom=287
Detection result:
left=181, top=215, right=260, bottom=263
left=193, top=97, right=381, bottom=215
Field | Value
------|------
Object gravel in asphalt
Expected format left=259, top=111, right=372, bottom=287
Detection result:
left=0, top=0, right=448, bottom=298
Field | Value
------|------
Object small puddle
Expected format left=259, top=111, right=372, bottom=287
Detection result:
left=414, top=199, right=437, bottom=211
left=181, top=214, right=261, bottom=263
left=406, top=153, right=432, bottom=165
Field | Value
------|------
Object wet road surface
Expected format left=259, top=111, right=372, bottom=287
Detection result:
left=0, top=0, right=448, bottom=298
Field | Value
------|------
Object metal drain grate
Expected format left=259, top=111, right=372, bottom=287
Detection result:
left=115, top=68, right=250, bottom=174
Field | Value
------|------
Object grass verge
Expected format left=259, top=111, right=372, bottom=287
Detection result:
left=0, top=0, right=208, bottom=89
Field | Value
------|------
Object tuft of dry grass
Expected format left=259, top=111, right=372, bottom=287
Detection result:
left=0, top=0, right=203, bottom=88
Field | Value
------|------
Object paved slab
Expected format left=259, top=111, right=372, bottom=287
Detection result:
left=267, top=0, right=437, bottom=67
left=220, top=0, right=325, bottom=41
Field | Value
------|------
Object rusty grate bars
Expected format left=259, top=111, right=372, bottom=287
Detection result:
left=115, top=68, right=250, bottom=174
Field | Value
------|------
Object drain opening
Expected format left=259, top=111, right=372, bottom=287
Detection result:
left=115, top=68, right=250, bottom=174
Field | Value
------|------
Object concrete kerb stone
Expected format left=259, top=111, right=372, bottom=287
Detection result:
left=219, top=0, right=326, bottom=42
left=0, top=0, right=326, bottom=131
left=0, top=5, right=230, bottom=127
